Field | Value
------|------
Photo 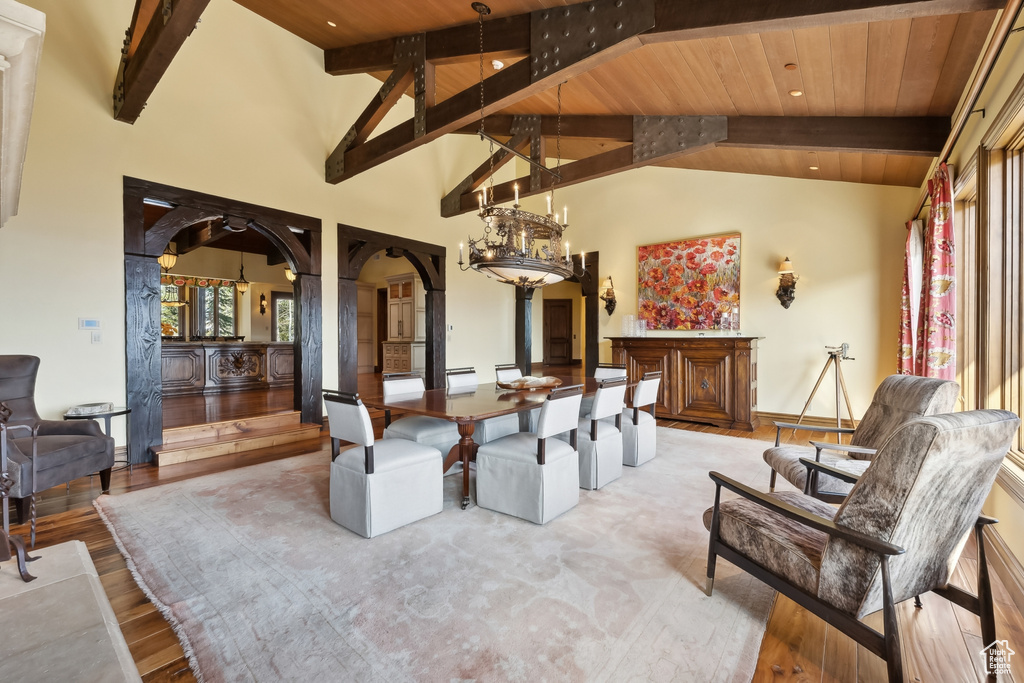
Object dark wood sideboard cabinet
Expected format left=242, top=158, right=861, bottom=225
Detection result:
left=609, top=336, right=761, bottom=431
left=162, top=342, right=295, bottom=396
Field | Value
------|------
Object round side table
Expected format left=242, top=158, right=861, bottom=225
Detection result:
left=63, top=406, right=133, bottom=473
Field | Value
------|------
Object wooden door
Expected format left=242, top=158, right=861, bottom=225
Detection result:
left=543, top=299, right=573, bottom=365
left=388, top=301, right=402, bottom=340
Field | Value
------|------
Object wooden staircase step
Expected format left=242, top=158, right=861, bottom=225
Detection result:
left=152, top=423, right=322, bottom=466
left=161, top=411, right=302, bottom=445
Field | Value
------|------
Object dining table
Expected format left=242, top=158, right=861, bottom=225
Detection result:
left=359, top=376, right=606, bottom=509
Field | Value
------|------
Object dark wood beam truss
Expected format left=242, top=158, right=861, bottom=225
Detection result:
left=326, top=0, right=657, bottom=184
left=441, top=115, right=948, bottom=216
left=174, top=218, right=232, bottom=254
left=113, top=0, right=211, bottom=124
left=442, top=115, right=728, bottom=216
left=325, top=0, right=993, bottom=185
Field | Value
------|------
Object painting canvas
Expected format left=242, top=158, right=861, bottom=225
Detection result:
left=637, top=234, right=741, bottom=330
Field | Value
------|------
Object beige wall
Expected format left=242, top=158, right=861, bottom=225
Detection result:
left=2, top=0, right=919, bottom=449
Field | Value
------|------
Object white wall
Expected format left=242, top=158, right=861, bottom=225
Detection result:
left=1, top=0, right=919, bottom=448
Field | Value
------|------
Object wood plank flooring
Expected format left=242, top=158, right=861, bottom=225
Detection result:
left=4, top=371, right=1022, bottom=682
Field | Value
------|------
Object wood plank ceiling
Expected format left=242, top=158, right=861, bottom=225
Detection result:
left=228, top=1, right=998, bottom=189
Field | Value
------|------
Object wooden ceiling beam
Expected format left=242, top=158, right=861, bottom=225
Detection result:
left=113, top=0, right=211, bottom=124
left=645, top=0, right=1005, bottom=44
left=327, top=0, right=657, bottom=184
left=175, top=219, right=233, bottom=255
left=441, top=114, right=948, bottom=216
left=324, top=0, right=1002, bottom=74
left=455, top=114, right=948, bottom=155
left=721, top=116, right=949, bottom=156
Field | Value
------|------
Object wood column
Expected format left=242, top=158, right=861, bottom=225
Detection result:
left=294, top=274, right=323, bottom=425
left=337, top=277, right=359, bottom=394
left=515, top=286, right=534, bottom=376
left=124, top=254, right=162, bottom=463
left=424, top=289, right=445, bottom=390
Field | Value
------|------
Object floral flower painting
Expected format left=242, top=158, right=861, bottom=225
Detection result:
left=637, top=234, right=741, bottom=330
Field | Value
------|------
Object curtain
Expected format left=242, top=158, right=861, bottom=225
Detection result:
left=899, top=162, right=956, bottom=378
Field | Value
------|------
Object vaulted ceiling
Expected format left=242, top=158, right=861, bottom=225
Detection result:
left=116, top=0, right=1008, bottom=208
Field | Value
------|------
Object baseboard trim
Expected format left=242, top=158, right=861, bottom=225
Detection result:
left=756, top=411, right=857, bottom=431
left=987, top=525, right=1024, bottom=616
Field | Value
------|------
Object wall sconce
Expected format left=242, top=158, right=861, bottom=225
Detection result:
left=598, top=276, right=617, bottom=315
left=284, top=267, right=296, bottom=282
left=776, top=257, right=798, bottom=309
left=259, top=293, right=267, bottom=316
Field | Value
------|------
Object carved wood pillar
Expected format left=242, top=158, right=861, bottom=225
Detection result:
left=424, top=289, right=445, bottom=390
left=515, top=286, right=534, bottom=376
left=294, top=274, right=323, bottom=424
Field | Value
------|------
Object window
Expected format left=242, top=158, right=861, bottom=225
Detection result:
left=191, top=285, right=236, bottom=337
left=272, top=292, right=294, bottom=342
left=160, top=284, right=184, bottom=337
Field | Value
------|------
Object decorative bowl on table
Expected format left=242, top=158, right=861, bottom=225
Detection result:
left=495, top=376, right=563, bottom=391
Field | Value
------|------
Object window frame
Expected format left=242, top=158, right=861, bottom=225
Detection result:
left=271, top=291, right=294, bottom=343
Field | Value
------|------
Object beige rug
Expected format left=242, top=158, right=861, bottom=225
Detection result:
left=96, top=428, right=779, bottom=682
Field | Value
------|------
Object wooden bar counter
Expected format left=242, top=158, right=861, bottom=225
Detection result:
left=609, top=335, right=760, bottom=431
left=161, top=340, right=294, bottom=396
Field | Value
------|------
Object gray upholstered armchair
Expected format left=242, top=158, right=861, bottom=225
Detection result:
left=0, top=355, right=115, bottom=546
left=764, top=374, right=958, bottom=501
left=706, top=409, right=1020, bottom=682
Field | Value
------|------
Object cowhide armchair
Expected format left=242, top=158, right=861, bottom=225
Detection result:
left=706, top=410, right=1019, bottom=682
left=764, top=374, right=958, bottom=501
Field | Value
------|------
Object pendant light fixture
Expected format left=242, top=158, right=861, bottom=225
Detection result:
left=235, top=252, right=249, bottom=294
left=158, top=243, right=178, bottom=272
left=456, top=2, right=581, bottom=289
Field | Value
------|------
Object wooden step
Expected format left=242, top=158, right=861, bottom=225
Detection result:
left=152, top=422, right=322, bottom=466
left=161, top=411, right=302, bottom=445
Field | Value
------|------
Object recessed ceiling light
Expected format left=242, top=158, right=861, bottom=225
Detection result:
left=789, top=89, right=803, bottom=97
left=326, top=20, right=337, bottom=27
left=784, top=63, right=798, bottom=71
left=809, top=165, right=819, bottom=170
left=491, top=59, right=504, bottom=70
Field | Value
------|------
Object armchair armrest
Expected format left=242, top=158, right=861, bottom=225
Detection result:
left=799, top=457, right=863, bottom=485
left=808, top=441, right=876, bottom=458
left=708, top=471, right=904, bottom=556
left=773, top=421, right=856, bottom=435
left=38, top=419, right=104, bottom=438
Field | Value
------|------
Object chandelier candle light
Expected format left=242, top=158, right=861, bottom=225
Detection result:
left=457, top=2, right=583, bottom=289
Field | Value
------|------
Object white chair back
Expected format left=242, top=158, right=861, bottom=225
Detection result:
left=537, top=385, right=584, bottom=439
left=594, top=364, right=627, bottom=380
left=633, top=372, right=661, bottom=409
left=447, top=367, right=478, bottom=391
left=382, top=372, right=426, bottom=399
left=495, top=364, right=523, bottom=383
left=323, top=392, right=374, bottom=446
left=591, top=378, right=628, bottom=422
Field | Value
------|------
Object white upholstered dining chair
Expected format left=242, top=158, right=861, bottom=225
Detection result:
left=494, top=363, right=539, bottom=431
left=476, top=384, right=583, bottom=524
left=380, top=372, right=461, bottom=457
left=579, top=363, right=627, bottom=417
left=323, top=391, right=443, bottom=538
left=571, top=377, right=628, bottom=489
left=622, top=371, right=661, bottom=467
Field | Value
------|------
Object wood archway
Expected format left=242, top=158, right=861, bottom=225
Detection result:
left=123, top=177, right=323, bottom=463
left=337, top=225, right=446, bottom=390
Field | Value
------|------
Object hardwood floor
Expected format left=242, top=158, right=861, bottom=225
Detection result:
left=5, top=370, right=1022, bottom=682
left=162, top=387, right=295, bottom=429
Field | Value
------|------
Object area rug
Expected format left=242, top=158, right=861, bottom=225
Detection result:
left=96, top=429, right=781, bottom=682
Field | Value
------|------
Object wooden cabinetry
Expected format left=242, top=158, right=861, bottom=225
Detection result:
left=383, top=274, right=425, bottom=373
left=609, top=336, right=760, bottom=430
left=162, top=342, right=294, bottom=395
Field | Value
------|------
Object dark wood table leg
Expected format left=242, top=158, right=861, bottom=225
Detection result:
left=457, top=422, right=476, bottom=509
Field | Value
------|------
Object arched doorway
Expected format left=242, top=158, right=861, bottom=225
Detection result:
left=336, top=225, right=446, bottom=390
left=123, top=177, right=323, bottom=463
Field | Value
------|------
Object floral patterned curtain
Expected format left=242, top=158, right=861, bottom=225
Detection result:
left=898, top=162, right=955, bottom=378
